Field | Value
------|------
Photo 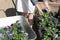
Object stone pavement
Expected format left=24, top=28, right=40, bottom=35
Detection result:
left=0, top=0, right=16, bottom=17
left=0, top=0, right=60, bottom=18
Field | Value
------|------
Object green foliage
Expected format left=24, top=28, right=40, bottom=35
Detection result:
left=38, top=10, right=60, bottom=40
left=0, top=21, right=27, bottom=40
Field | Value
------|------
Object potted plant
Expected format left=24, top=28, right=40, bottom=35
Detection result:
left=0, top=20, right=28, bottom=40
left=38, top=9, right=60, bottom=40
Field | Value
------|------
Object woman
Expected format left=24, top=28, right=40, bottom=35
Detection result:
left=16, top=0, right=51, bottom=28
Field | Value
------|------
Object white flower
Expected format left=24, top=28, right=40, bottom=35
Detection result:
left=42, top=19, right=44, bottom=21
left=21, top=31, right=24, bottom=33
left=53, top=34, right=58, bottom=38
left=25, top=32, right=28, bottom=36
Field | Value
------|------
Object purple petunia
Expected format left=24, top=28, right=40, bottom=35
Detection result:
left=43, top=8, right=48, bottom=12
left=6, top=26, right=10, bottom=29
left=18, top=25, right=22, bottom=30
left=5, top=31, right=10, bottom=35
left=45, top=8, right=49, bottom=12
left=10, top=24, right=14, bottom=26
left=8, top=32, right=14, bottom=39
left=8, top=34, right=13, bottom=39
left=57, top=24, right=60, bottom=26
left=0, top=28, right=4, bottom=30
left=0, top=34, right=4, bottom=38
left=53, top=18, right=58, bottom=22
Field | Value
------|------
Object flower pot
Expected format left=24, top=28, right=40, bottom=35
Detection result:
left=0, top=16, right=37, bottom=40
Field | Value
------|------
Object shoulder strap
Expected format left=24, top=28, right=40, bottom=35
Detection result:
left=31, top=0, right=38, bottom=5
left=12, top=0, right=18, bottom=16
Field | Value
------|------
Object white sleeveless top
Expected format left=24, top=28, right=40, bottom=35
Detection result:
left=16, top=0, right=35, bottom=13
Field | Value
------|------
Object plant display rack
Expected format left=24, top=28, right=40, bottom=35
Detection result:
left=0, top=16, right=37, bottom=40
left=34, top=9, right=60, bottom=40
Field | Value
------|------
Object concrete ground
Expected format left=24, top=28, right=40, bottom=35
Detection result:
left=0, top=0, right=16, bottom=18
left=0, top=0, right=60, bottom=18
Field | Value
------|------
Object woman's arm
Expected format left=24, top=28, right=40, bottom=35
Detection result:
left=31, top=0, right=43, bottom=15
left=35, top=4, right=43, bottom=15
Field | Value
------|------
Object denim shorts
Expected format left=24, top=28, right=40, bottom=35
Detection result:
left=43, top=0, right=47, bottom=2
left=31, top=0, right=47, bottom=5
left=31, top=0, right=38, bottom=5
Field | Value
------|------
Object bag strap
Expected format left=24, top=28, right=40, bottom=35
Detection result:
left=12, top=0, right=18, bottom=16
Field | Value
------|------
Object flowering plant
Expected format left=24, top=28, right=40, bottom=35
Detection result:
left=37, top=9, right=60, bottom=40
left=0, top=20, right=28, bottom=40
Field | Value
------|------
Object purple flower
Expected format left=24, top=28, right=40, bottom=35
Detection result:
left=8, top=34, right=13, bottom=39
left=5, top=31, right=10, bottom=35
left=45, top=8, right=49, bottom=12
left=6, top=26, right=10, bottom=29
left=8, top=32, right=14, bottom=39
left=18, top=25, right=22, bottom=30
left=0, top=28, right=4, bottom=30
left=53, top=18, right=58, bottom=22
left=42, top=8, right=48, bottom=12
left=10, top=24, right=14, bottom=26
left=0, top=34, right=4, bottom=38
left=57, top=24, right=60, bottom=26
